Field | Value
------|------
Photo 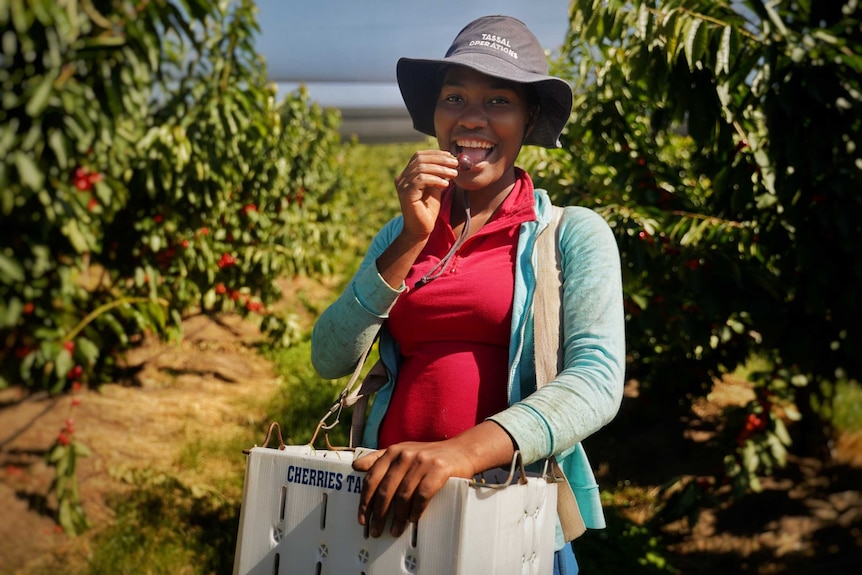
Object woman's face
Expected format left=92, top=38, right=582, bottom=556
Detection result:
left=433, top=65, right=534, bottom=192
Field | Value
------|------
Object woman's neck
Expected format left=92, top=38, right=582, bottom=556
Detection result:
left=450, top=175, right=517, bottom=234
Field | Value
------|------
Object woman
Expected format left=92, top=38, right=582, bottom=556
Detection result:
left=311, top=15, right=625, bottom=573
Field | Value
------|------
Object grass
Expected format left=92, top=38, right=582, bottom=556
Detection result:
left=84, top=470, right=239, bottom=575
left=260, top=337, right=353, bottom=448
left=834, top=379, right=862, bottom=433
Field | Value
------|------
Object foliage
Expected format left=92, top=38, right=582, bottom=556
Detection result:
left=339, top=140, right=423, bottom=242
left=573, top=499, right=678, bottom=574
left=0, top=0, right=351, bottom=395
left=45, top=383, right=89, bottom=535
left=524, top=0, right=862, bottom=504
left=84, top=469, right=238, bottom=575
left=833, top=380, right=862, bottom=433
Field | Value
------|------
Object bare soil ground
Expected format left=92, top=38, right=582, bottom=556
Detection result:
left=0, top=312, right=281, bottom=575
left=1, top=281, right=861, bottom=574
left=582, top=378, right=862, bottom=574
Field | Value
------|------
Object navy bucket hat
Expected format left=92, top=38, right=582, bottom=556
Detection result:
left=396, top=15, right=573, bottom=148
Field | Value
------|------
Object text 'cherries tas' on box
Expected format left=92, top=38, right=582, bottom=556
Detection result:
left=232, top=444, right=558, bottom=575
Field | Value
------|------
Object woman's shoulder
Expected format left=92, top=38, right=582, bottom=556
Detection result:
left=559, top=204, right=606, bottom=225
left=556, top=205, right=617, bottom=249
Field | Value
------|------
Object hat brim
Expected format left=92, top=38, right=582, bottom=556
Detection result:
left=397, top=53, right=573, bottom=148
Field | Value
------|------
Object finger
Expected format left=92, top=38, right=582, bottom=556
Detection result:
left=386, top=451, right=450, bottom=537
left=395, top=172, right=453, bottom=196
left=405, top=466, right=451, bottom=531
left=356, top=450, right=398, bottom=537
left=411, top=149, right=458, bottom=167
left=352, top=449, right=382, bottom=472
left=366, top=462, right=403, bottom=537
left=356, top=450, right=390, bottom=527
left=415, top=158, right=459, bottom=182
left=396, top=154, right=459, bottom=189
left=364, top=449, right=417, bottom=537
left=389, top=466, right=425, bottom=537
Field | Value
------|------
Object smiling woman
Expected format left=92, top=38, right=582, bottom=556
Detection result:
left=310, top=14, right=625, bottom=575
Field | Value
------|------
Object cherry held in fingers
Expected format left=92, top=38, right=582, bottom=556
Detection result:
left=457, top=153, right=473, bottom=171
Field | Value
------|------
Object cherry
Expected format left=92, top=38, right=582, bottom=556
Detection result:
left=457, top=153, right=473, bottom=171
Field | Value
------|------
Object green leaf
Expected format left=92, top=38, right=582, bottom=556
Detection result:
left=0, top=164, right=9, bottom=214
left=773, top=418, right=792, bottom=445
left=58, top=498, right=73, bottom=534
left=0, top=252, right=25, bottom=283
left=73, top=441, right=91, bottom=458
left=717, top=26, right=732, bottom=76
left=767, top=433, right=787, bottom=466
left=55, top=350, right=73, bottom=383
left=93, top=179, right=112, bottom=205
left=25, top=72, right=56, bottom=117
left=683, top=18, right=703, bottom=71
left=146, top=300, right=167, bottom=330
left=0, top=296, right=22, bottom=329
left=635, top=2, right=651, bottom=39
left=60, top=218, right=91, bottom=253
left=742, top=441, right=758, bottom=472
left=749, top=474, right=762, bottom=493
left=762, top=2, right=788, bottom=38
left=9, top=0, right=32, bottom=34
left=47, top=129, right=69, bottom=169
left=75, top=337, right=100, bottom=367
left=100, top=312, right=129, bottom=346
left=13, top=150, right=44, bottom=190
left=48, top=443, right=67, bottom=463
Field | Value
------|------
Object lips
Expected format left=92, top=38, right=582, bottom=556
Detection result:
left=455, top=139, right=494, bottom=167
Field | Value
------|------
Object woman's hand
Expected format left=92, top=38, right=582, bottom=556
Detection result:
left=394, top=150, right=459, bottom=241
left=376, top=150, right=459, bottom=289
left=353, top=441, right=472, bottom=538
left=352, top=421, right=516, bottom=538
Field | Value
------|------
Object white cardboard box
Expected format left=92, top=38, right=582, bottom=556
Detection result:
left=233, top=445, right=558, bottom=575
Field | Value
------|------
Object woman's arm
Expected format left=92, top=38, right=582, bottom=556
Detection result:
left=310, top=217, right=405, bottom=379
left=489, top=207, right=626, bottom=463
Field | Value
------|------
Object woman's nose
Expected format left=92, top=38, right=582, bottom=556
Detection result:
left=457, top=102, right=487, bottom=128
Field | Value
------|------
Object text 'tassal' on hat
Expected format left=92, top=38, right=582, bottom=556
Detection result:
left=396, top=15, right=573, bottom=149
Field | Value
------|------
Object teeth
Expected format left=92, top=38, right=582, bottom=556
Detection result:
left=456, top=140, right=493, bottom=149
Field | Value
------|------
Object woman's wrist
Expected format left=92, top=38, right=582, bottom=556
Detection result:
left=449, top=420, right=517, bottom=477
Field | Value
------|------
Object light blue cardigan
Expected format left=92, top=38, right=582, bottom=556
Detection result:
left=311, top=189, right=626, bottom=549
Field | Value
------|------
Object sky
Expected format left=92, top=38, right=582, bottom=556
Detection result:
left=254, top=0, right=571, bottom=109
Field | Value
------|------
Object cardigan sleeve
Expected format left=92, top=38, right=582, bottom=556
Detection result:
left=488, top=207, right=626, bottom=464
left=311, top=216, right=406, bottom=380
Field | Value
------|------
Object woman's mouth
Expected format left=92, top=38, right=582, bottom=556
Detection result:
left=455, top=139, right=494, bottom=169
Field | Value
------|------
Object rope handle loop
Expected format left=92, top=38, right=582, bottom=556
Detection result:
left=307, top=343, right=376, bottom=449
left=242, top=421, right=286, bottom=454
left=468, top=450, right=529, bottom=489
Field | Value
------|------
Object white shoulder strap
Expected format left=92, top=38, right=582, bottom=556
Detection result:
left=534, top=205, right=564, bottom=387
left=533, top=205, right=588, bottom=541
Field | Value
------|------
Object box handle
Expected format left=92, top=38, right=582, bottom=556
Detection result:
left=469, top=451, right=529, bottom=489
left=242, top=421, right=286, bottom=454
